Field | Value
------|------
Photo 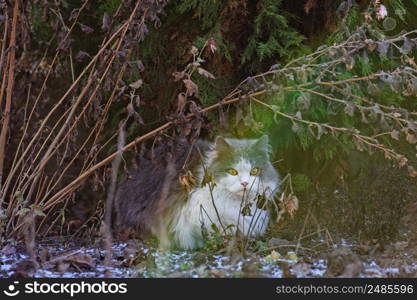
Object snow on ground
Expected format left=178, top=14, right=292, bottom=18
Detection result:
left=1, top=241, right=416, bottom=278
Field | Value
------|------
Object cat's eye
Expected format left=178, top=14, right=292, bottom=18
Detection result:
left=250, top=167, right=260, bottom=176
left=227, top=168, right=238, bottom=176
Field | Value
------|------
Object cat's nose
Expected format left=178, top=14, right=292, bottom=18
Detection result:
left=241, top=182, right=249, bottom=188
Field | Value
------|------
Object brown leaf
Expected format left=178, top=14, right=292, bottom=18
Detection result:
left=208, top=39, right=217, bottom=54
left=75, top=51, right=90, bottom=62
left=57, top=261, right=70, bottom=273
left=344, top=56, right=355, bottom=70
left=79, top=23, right=94, bottom=34
left=219, top=107, right=228, bottom=129
left=190, top=45, right=198, bottom=55
left=176, top=92, right=187, bottom=114
left=377, top=41, right=389, bottom=56
left=390, top=130, right=400, bottom=140
left=102, top=13, right=110, bottom=31
left=408, top=166, right=417, bottom=177
left=285, top=194, right=299, bottom=218
left=66, top=254, right=94, bottom=269
left=179, top=171, right=196, bottom=192
left=129, top=79, right=143, bottom=89
left=365, top=39, right=377, bottom=52
left=406, top=132, right=417, bottom=144
left=344, top=102, right=355, bottom=117
left=197, top=67, right=215, bottom=79
left=183, top=79, right=198, bottom=97
left=172, top=71, right=185, bottom=82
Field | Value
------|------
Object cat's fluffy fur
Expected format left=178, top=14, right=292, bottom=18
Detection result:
left=115, top=135, right=280, bottom=249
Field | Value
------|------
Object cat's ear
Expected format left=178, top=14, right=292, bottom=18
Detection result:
left=255, top=135, right=269, bottom=147
left=254, top=135, right=272, bottom=153
left=214, top=136, right=230, bottom=152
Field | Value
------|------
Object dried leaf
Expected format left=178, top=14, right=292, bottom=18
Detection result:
left=208, top=39, right=217, bottom=54
left=241, top=203, right=252, bottom=216
left=400, top=37, right=414, bottom=54
left=129, top=79, right=143, bottom=89
left=316, top=124, right=325, bottom=140
left=179, top=171, right=196, bottom=192
left=407, top=166, right=417, bottom=177
left=31, top=205, right=45, bottom=217
left=296, top=93, right=310, bottom=110
left=344, top=102, right=355, bottom=117
left=406, top=57, right=417, bottom=68
left=398, top=155, right=408, bottom=167
left=371, top=104, right=383, bottom=116
left=190, top=45, right=198, bottom=55
left=406, top=132, right=417, bottom=144
left=75, top=51, right=90, bottom=62
left=377, top=41, right=389, bottom=56
left=269, top=64, right=280, bottom=71
left=291, top=122, right=300, bottom=133
left=16, top=208, right=30, bottom=216
left=183, top=79, right=198, bottom=97
left=79, top=23, right=94, bottom=34
left=172, top=71, right=185, bottom=81
left=66, top=254, right=94, bottom=269
left=126, top=103, right=135, bottom=116
left=285, top=194, right=299, bottom=218
left=360, top=111, right=368, bottom=124
left=354, top=138, right=365, bottom=152
left=201, top=172, right=213, bottom=187
left=219, top=107, right=228, bottom=129
left=390, top=130, right=400, bottom=140
left=247, top=76, right=261, bottom=90
left=344, top=56, right=355, bottom=70
left=197, top=67, right=215, bottom=79
left=69, top=8, right=80, bottom=21
left=176, top=92, right=187, bottom=114
left=57, top=261, right=70, bottom=273
left=102, top=13, right=110, bottom=31
left=365, top=39, right=377, bottom=52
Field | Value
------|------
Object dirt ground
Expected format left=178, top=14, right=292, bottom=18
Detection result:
left=1, top=200, right=416, bottom=278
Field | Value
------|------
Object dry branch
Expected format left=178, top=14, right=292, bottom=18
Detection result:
left=0, top=0, right=18, bottom=183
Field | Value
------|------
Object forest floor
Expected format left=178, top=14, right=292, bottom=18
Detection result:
left=1, top=199, right=416, bottom=278
left=1, top=237, right=416, bottom=278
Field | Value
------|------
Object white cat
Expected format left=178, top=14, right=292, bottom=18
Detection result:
left=170, top=136, right=280, bottom=249
left=115, top=135, right=280, bottom=250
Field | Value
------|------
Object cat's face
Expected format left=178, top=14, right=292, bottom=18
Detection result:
left=221, top=158, right=261, bottom=196
left=207, top=135, right=279, bottom=198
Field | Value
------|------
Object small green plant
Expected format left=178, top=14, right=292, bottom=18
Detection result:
left=202, top=223, right=227, bottom=251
